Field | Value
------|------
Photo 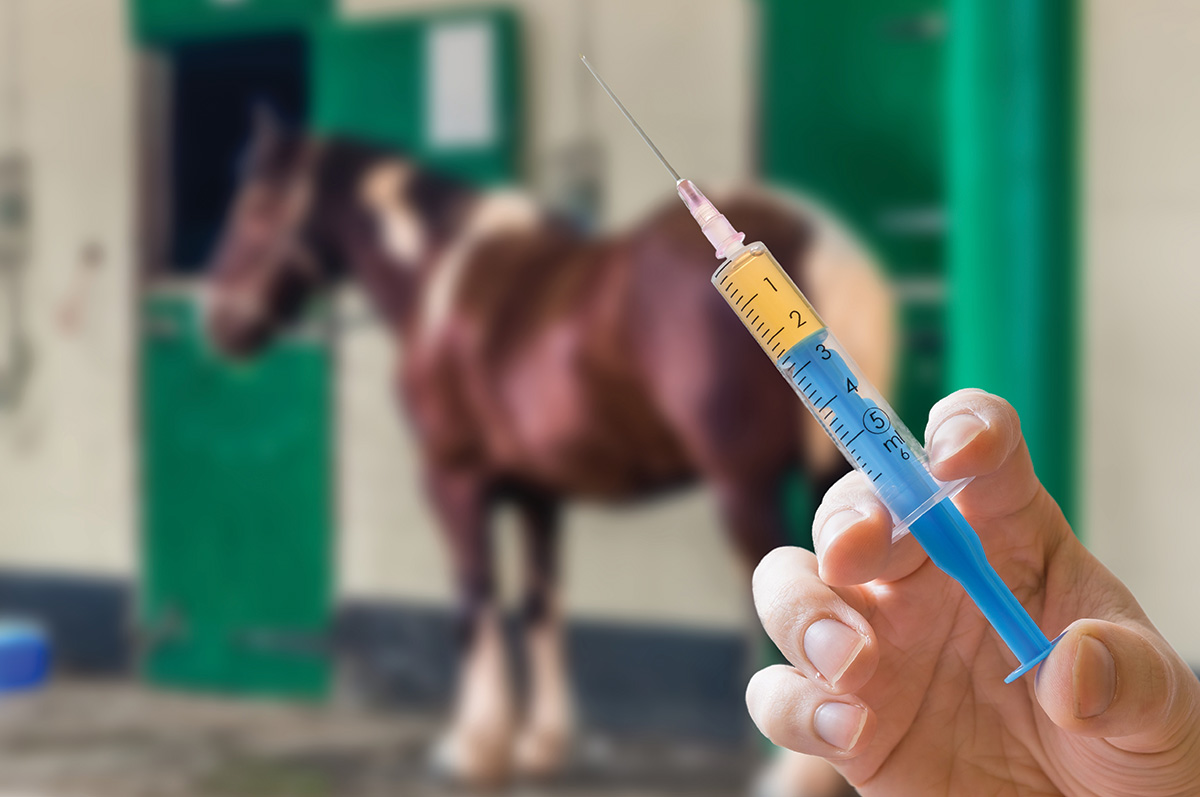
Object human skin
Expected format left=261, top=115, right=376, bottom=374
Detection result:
left=746, top=389, right=1200, bottom=796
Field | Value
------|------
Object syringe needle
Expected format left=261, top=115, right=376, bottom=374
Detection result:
left=580, top=54, right=681, bottom=182
left=582, top=54, right=745, bottom=258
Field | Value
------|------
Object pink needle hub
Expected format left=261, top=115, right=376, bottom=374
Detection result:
left=676, top=179, right=746, bottom=259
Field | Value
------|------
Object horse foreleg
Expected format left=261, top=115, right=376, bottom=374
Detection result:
left=427, top=470, right=516, bottom=787
left=511, top=488, right=573, bottom=780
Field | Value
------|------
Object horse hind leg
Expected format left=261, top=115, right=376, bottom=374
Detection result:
left=426, top=470, right=516, bottom=788
left=509, top=486, right=574, bottom=780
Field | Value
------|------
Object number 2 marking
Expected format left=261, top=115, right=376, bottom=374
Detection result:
left=790, top=310, right=807, bottom=329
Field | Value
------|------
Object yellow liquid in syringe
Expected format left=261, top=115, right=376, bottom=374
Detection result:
left=713, top=243, right=826, bottom=360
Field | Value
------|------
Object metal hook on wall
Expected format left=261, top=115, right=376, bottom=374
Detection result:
left=0, top=0, right=32, bottom=413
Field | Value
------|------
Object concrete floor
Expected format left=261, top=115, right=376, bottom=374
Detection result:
left=0, top=681, right=754, bottom=797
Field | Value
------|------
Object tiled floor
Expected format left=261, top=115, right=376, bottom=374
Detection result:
left=0, top=682, right=752, bottom=796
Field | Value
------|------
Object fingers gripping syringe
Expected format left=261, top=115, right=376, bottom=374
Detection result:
left=583, top=56, right=1061, bottom=682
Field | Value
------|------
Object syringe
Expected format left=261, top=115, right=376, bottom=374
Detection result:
left=582, top=55, right=1061, bottom=682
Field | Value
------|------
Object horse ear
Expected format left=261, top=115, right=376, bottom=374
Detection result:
left=250, top=101, right=283, bottom=145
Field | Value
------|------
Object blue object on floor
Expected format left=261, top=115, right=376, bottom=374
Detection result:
left=0, top=621, right=50, bottom=692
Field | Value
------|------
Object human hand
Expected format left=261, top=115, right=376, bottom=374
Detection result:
left=747, top=389, right=1200, bottom=796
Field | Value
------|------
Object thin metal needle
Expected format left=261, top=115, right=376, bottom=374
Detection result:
left=580, top=54, right=681, bottom=182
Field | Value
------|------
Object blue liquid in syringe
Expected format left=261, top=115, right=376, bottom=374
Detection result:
left=780, top=329, right=1056, bottom=682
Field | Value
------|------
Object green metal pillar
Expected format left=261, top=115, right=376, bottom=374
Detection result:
left=948, top=0, right=1079, bottom=523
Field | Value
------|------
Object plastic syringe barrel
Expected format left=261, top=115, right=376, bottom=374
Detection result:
left=712, top=242, right=1060, bottom=682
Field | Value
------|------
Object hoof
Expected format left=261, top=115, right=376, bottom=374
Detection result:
left=513, top=724, right=573, bottom=781
left=428, top=728, right=513, bottom=790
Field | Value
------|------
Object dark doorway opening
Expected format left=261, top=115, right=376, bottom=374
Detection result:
left=168, top=34, right=308, bottom=273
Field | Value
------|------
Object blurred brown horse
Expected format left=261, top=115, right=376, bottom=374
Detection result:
left=205, top=110, right=894, bottom=787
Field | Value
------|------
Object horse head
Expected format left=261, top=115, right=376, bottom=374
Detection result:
left=205, top=107, right=482, bottom=357
left=205, top=106, right=332, bottom=357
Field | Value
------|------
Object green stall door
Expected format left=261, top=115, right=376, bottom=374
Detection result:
left=140, top=295, right=333, bottom=699
left=760, top=0, right=947, bottom=431
left=947, top=0, right=1078, bottom=523
left=313, top=9, right=523, bottom=185
left=133, top=0, right=330, bottom=44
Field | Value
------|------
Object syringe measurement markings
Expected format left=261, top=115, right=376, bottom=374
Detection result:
left=847, top=445, right=871, bottom=471
left=847, top=445, right=875, bottom=480
left=795, top=372, right=821, bottom=403
left=737, top=292, right=758, bottom=310
left=766, top=328, right=783, bottom=346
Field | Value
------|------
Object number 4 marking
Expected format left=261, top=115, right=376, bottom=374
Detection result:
left=847, top=377, right=859, bottom=394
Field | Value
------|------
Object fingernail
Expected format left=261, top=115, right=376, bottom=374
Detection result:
left=820, top=509, right=865, bottom=550
left=814, top=702, right=868, bottom=751
left=928, top=413, right=987, bottom=465
left=804, top=618, right=866, bottom=686
left=1073, top=634, right=1116, bottom=719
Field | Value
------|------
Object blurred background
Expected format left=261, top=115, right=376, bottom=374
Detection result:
left=0, top=0, right=1196, bottom=794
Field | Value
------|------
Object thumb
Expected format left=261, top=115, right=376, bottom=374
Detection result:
left=1034, top=619, right=1196, bottom=749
